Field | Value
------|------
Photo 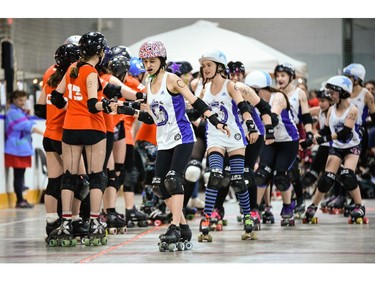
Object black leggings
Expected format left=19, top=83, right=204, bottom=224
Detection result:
left=155, top=143, right=194, bottom=199
left=13, top=168, right=26, bottom=202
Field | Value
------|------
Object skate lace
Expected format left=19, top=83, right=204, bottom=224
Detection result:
left=352, top=205, right=365, bottom=216
left=201, top=214, right=211, bottom=227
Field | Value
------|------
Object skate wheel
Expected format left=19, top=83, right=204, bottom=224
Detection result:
left=355, top=218, right=363, bottom=224
left=363, top=217, right=369, bottom=224
left=138, top=221, right=148, bottom=227
left=101, top=237, right=108, bottom=245
left=48, top=239, right=58, bottom=247
left=70, top=239, right=77, bottom=246
left=207, top=234, right=213, bottom=242
left=251, top=232, right=257, bottom=240
left=109, top=228, right=117, bottom=235
left=222, top=219, right=228, bottom=226
left=302, top=218, right=308, bottom=224
left=241, top=234, right=246, bottom=240
left=61, top=239, right=71, bottom=247
left=177, top=242, right=185, bottom=251
left=237, top=215, right=242, bottom=222
left=186, top=214, right=195, bottom=220
left=198, top=235, right=203, bottom=242
left=118, top=227, right=127, bottom=234
left=184, top=241, right=193, bottom=250
left=311, top=217, right=318, bottom=224
left=289, top=219, right=295, bottom=226
left=92, top=238, right=100, bottom=246
left=168, top=244, right=177, bottom=252
left=159, top=242, right=167, bottom=252
left=216, top=224, right=223, bottom=231
left=154, top=220, right=162, bottom=226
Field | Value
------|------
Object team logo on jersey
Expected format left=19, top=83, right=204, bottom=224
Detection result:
left=234, top=133, right=242, bottom=140
left=151, top=100, right=168, bottom=126
left=174, top=133, right=181, bottom=141
left=209, top=100, right=228, bottom=123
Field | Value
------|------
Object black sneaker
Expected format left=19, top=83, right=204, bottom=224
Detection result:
left=16, top=200, right=34, bottom=208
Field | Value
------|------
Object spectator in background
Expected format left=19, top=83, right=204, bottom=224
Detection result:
left=5, top=90, right=44, bottom=208
left=364, top=80, right=375, bottom=98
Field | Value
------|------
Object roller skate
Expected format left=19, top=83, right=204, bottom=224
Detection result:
left=46, top=218, right=77, bottom=247
left=198, top=214, right=212, bottom=242
left=148, top=208, right=171, bottom=226
left=294, top=198, right=306, bottom=219
left=344, top=200, right=355, bottom=217
left=210, top=208, right=225, bottom=231
left=126, top=206, right=148, bottom=227
left=72, top=218, right=90, bottom=243
left=241, top=214, right=257, bottom=240
left=348, top=204, right=369, bottom=224
left=183, top=206, right=198, bottom=220
left=302, top=204, right=318, bottom=224
left=280, top=202, right=295, bottom=226
left=179, top=224, right=193, bottom=251
left=106, top=211, right=127, bottom=234
left=327, top=195, right=347, bottom=215
left=262, top=205, right=275, bottom=224
left=82, top=218, right=108, bottom=246
left=158, top=224, right=184, bottom=252
left=320, top=195, right=336, bottom=213
left=250, top=209, right=261, bottom=230
left=45, top=218, right=61, bottom=242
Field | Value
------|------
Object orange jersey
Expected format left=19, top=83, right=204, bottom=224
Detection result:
left=42, top=65, right=56, bottom=87
left=125, top=75, right=146, bottom=93
left=43, top=82, right=66, bottom=141
left=135, top=122, right=157, bottom=146
left=100, top=73, right=115, bottom=133
left=63, top=63, right=106, bottom=132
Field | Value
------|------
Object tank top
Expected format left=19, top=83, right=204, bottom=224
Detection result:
left=146, top=72, right=196, bottom=150
left=349, top=88, right=368, bottom=126
left=288, top=87, right=302, bottom=124
left=203, top=80, right=248, bottom=148
left=329, top=103, right=361, bottom=149
left=270, top=93, right=299, bottom=142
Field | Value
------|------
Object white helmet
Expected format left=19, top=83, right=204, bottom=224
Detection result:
left=245, top=70, right=272, bottom=89
left=63, top=35, right=81, bottom=45
left=343, top=63, right=366, bottom=81
left=198, top=48, right=227, bottom=66
left=325, top=75, right=353, bottom=99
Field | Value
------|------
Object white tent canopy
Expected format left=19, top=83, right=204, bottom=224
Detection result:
left=129, top=20, right=308, bottom=79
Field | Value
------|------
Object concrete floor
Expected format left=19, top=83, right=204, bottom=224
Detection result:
left=0, top=194, right=374, bottom=279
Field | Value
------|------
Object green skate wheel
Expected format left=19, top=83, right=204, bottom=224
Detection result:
left=70, top=239, right=77, bottom=246
left=92, top=238, right=100, bottom=246
left=61, top=239, right=71, bottom=247
left=84, top=238, right=91, bottom=246
left=49, top=239, right=58, bottom=247
left=101, top=237, right=108, bottom=245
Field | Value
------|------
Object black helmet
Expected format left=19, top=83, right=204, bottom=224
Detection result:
left=108, top=55, right=130, bottom=78
left=166, top=61, right=193, bottom=76
left=274, top=63, right=296, bottom=80
left=79, top=31, right=107, bottom=58
left=317, top=88, right=331, bottom=101
left=227, top=61, right=245, bottom=74
left=54, top=43, right=80, bottom=69
left=111, top=45, right=132, bottom=60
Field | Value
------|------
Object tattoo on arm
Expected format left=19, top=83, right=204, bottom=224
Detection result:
left=88, top=81, right=92, bottom=88
left=177, top=79, right=185, bottom=89
left=347, top=112, right=357, bottom=121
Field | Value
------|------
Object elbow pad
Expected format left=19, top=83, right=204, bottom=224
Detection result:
left=103, top=83, right=122, bottom=99
left=191, top=98, right=209, bottom=116
left=138, top=111, right=154, bottom=124
left=34, top=104, right=47, bottom=119
left=255, top=99, right=271, bottom=116
left=237, top=101, right=253, bottom=115
left=186, top=108, right=201, bottom=121
left=87, top=98, right=101, bottom=114
left=271, top=112, right=279, bottom=127
left=300, top=113, right=313, bottom=126
left=336, top=126, right=352, bottom=141
left=318, top=126, right=331, bottom=136
left=50, top=90, right=66, bottom=109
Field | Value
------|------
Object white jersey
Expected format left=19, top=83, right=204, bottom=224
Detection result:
left=318, top=109, right=330, bottom=147
left=287, top=87, right=302, bottom=124
left=349, top=88, right=368, bottom=125
left=329, top=103, right=361, bottom=149
left=270, top=93, right=299, bottom=142
left=146, top=72, right=196, bottom=150
left=203, top=80, right=247, bottom=150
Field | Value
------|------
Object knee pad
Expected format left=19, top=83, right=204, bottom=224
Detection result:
left=46, top=175, right=62, bottom=200
left=301, top=170, right=319, bottom=188
left=230, top=174, right=247, bottom=193
left=74, top=174, right=89, bottom=201
left=273, top=170, right=291, bottom=192
left=244, top=167, right=256, bottom=190
left=88, top=171, right=107, bottom=192
left=317, top=172, right=336, bottom=193
left=115, top=162, right=124, bottom=183
left=255, top=165, right=272, bottom=188
left=340, top=168, right=358, bottom=191
left=164, top=170, right=184, bottom=195
left=107, top=169, right=121, bottom=191
left=61, top=171, right=79, bottom=192
left=184, top=159, right=202, bottom=183
left=208, top=168, right=224, bottom=190
left=152, top=177, right=164, bottom=199
left=123, top=167, right=139, bottom=192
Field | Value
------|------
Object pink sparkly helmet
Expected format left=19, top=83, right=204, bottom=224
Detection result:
left=138, top=41, right=167, bottom=59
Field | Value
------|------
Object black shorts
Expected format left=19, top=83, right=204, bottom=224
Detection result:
left=114, top=120, right=126, bottom=141
left=62, top=129, right=106, bottom=146
left=43, top=137, right=62, bottom=155
left=329, top=145, right=361, bottom=160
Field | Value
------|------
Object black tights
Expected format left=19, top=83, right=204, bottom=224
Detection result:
left=13, top=168, right=26, bottom=203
